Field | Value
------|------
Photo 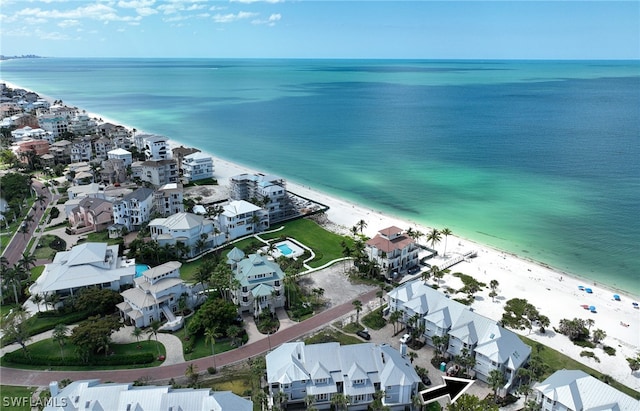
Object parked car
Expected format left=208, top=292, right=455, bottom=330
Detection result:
left=399, top=333, right=411, bottom=344
left=356, top=329, right=371, bottom=340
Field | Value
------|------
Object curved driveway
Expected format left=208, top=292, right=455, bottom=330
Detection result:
left=1, top=289, right=378, bottom=386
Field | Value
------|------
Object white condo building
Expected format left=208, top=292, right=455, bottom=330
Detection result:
left=219, top=200, right=269, bottom=241
left=182, top=151, right=213, bottom=182
left=44, top=379, right=252, bottom=411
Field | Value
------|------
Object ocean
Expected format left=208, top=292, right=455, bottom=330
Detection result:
left=1, top=58, right=638, bottom=295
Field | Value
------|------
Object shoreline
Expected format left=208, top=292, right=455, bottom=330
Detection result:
left=4, top=80, right=640, bottom=390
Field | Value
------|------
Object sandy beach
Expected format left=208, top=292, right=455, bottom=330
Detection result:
left=205, top=150, right=640, bottom=392
left=4, top=79, right=639, bottom=391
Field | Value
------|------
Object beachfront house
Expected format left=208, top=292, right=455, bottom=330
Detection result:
left=172, top=146, right=200, bottom=171
left=29, top=242, right=135, bottom=301
left=68, top=196, right=114, bottom=234
left=387, top=280, right=531, bottom=390
left=366, top=226, right=420, bottom=280
left=139, top=159, right=179, bottom=186
left=181, top=151, right=214, bottom=182
left=67, top=112, right=97, bottom=135
left=534, top=370, right=640, bottom=411
left=219, top=200, right=269, bottom=241
left=117, top=261, right=198, bottom=329
left=148, top=212, right=219, bottom=258
left=38, top=113, right=69, bottom=140
left=266, top=341, right=421, bottom=411
left=111, top=187, right=155, bottom=231
left=44, top=379, right=253, bottom=411
left=227, top=248, right=285, bottom=316
left=229, top=173, right=295, bottom=224
left=135, top=134, right=171, bottom=160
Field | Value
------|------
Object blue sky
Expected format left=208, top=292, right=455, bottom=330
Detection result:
left=1, top=0, right=638, bottom=59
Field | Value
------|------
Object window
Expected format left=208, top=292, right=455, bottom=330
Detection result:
left=353, top=379, right=365, bottom=385
left=315, top=378, right=327, bottom=384
left=352, top=394, right=366, bottom=402
left=316, top=393, right=328, bottom=401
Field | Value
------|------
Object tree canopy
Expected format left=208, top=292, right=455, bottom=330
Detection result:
left=186, top=297, right=238, bottom=336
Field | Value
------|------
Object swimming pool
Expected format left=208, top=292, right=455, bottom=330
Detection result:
left=277, top=244, right=294, bottom=256
left=135, top=264, right=150, bottom=278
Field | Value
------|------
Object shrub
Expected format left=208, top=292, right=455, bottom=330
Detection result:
left=573, top=339, right=596, bottom=348
left=580, top=350, right=600, bottom=363
left=603, top=346, right=616, bottom=356
left=207, top=366, right=217, bottom=375
left=2, top=351, right=154, bottom=367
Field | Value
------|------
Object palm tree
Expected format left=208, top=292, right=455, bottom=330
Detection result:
left=488, top=369, right=506, bottom=403
left=4, top=265, right=22, bottom=304
left=304, top=394, right=317, bottom=411
left=356, top=218, right=367, bottom=234
left=426, top=228, right=441, bottom=251
left=489, top=279, right=499, bottom=302
left=440, top=227, right=452, bottom=256
left=146, top=319, right=162, bottom=356
left=204, top=327, right=221, bottom=369
left=376, top=290, right=384, bottom=307
left=52, top=323, right=69, bottom=359
left=18, top=251, right=37, bottom=272
left=226, top=324, right=241, bottom=347
left=31, top=293, right=43, bottom=312
left=421, top=270, right=431, bottom=284
left=389, top=310, right=402, bottom=335
left=131, top=327, right=143, bottom=346
left=408, top=351, right=418, bottom=363
left=331, top=392, right=350, bottom=411
left=352, top=299, right=363, bottom=323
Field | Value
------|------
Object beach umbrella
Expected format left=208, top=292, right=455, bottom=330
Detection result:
left=613, top=294, right=621, bottom=301
left=578, top=285, right=585, bottom=291
left=585, top=288, right=593, bottom=294
left=589, top=305, right=596, bottom=312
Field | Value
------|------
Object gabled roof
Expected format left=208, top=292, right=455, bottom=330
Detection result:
left=535, top=370, right=640, bottom=411
left=266, top=342, right=420, bottom=395
left=123, top=187, right=154, bottom=202
left=59, top=242, right=108, bottom=267
left=235, top=254, right=284, bottom=286
left=150, top=212, right=210, bottom=231
left=223, top=200, right=261, bottom=217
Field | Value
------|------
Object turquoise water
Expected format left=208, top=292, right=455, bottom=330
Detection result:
left=277, top=244, right=294, bottom=256
left=135, top=264, right=150, bottom=278
left=1, top=59, right=638, bottom=295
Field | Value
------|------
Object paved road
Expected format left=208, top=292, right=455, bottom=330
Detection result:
left=1, top=180, right=54, bottom=266
left=0, top=289, right=378, bottom=386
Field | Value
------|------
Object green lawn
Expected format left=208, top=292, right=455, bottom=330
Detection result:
left=305, top=328, right=363, bottom=345
left=1, top=311, right=90, bottom=347
left=0, top=385, right=36, bottom=411
left=173, top=325, right=235, bottom=361
left=519, top=335, right=640, bottom=399
left=32, top=235, right=66, bottom=260
left=259, top=219, right=354, bottom=267
left=86, top=230, right=122, bottom=245
left=30, top=266, right=44, bottom=282
left=0, top=304, right=20, bottom=318
left=1, top=338, right=166, bottom=370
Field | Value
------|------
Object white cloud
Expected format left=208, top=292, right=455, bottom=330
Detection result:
left=136, top=7, right=157, bottom=16
left=58, top=19, right=79, bottom=28
left=117, top=0, right=155, bottom=8
left=118, top=0, right=156, bottom=9
left=230, top=0, right=283, bottom=3
left=252, top=12, right=280, bottom=26
left=213, top=11, right=258, bottom=23
left=15, top=4, right=141, bottom=23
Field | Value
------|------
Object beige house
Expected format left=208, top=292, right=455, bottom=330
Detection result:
left=366, top=226, right=420, bottom=280
left=68, top=197, right=114, bottom=234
